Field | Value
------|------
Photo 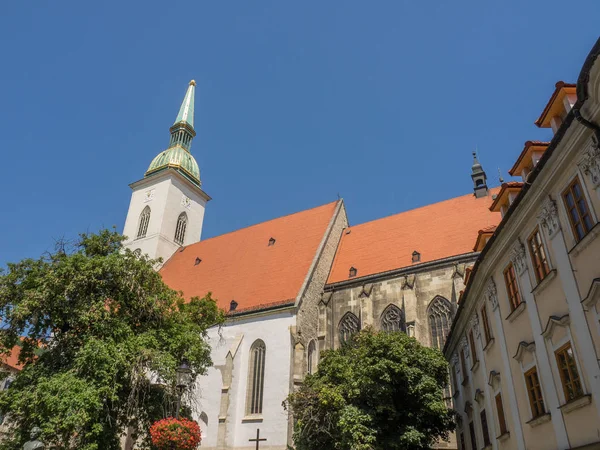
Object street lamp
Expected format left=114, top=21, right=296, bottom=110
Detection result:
left=175, top=359, right=193, bottom=418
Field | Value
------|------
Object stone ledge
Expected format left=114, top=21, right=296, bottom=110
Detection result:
left=241, top=415, right=264, bottom=423
left=559, top=394, right=592, bottom=414
left=505, top=301, right=526, bottom=323
left=569, top=221, right=600, bottom=257
left=526, top=412, right=551, bottom=428
left=531, top=269, right=557, bottom=296
left=483, top=337, right=495, bottom=352
left=496, top=431, right=510, bottom=442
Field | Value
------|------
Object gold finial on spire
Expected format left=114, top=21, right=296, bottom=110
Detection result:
left=189, top=80, right=196, bottom=86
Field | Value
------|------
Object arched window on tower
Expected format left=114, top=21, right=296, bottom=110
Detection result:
left=339, top=312, right=360, bottom=345
left=381, top=304, right=406, bottom=333
left=428, top=296, right=454, bottom=350
left=137, top=206, right=151, bottom=239
left=246, top=339, right=266, bottom=415
left=307, top=340, right=318, bottom=375
left=174, top=212, right=188, bottom=245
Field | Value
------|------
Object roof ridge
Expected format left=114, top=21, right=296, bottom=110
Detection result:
left=345, top=188, right=500, bottom=230
left=178, top=199, right=340, bottom=249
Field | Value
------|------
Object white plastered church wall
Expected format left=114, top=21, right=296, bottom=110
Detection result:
left=122, top=170, right=208, bottom=262
left=193, top=310, right=295, bottom=450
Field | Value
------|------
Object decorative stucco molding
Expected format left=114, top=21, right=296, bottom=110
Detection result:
left=488, top=370, right=501, bottom=389
left=471, top=313, right=481, bottom=339
left=581, top=278, right=600, bottom=308
left=541, top=314, right=571, bottom=339
left=513, top=341, right=536, bottom=363
left=538, top=197, right=561, bottom=239
left=460, top=337, right=470, bottom=358
left=401, top=274, right=416, bottom=290
left=510, top=240, right=528, bottom=275
left=578, top=138, right=600, bottom=188
left=474, top=388, right=485, bottom=405
left=485, top=278, right=499, bottom=311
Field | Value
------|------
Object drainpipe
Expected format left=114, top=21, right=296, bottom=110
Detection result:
left=573, top=108, right=600, bottom=141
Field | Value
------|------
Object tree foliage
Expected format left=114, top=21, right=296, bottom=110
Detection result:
left=0, top=229, right=224, bottom=449
left=286, top=329, right=455, bottom=450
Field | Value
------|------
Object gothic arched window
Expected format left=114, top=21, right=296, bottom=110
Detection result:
left=246, top=339, right=266, bottom=415
left=381, top=304, right=406, bottom=333
left=307, top=340, right=318, bottom=375
left=339, top=312, right=360, bottom=344
left=137, top=206, right=151, bottom=239
left=428, top=296, right=454, bottom=350
left=174, top=212, right=188, bottom=245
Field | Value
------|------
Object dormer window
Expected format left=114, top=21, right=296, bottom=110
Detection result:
left=489, top=182, right=524, bottom=218
left=268, top=237, right=276, bottom=246
left=509, top=141, right=549, bottom=182
left=349, top=267, right=357, bottom=278
left=195, top=257, right=202, bottom=265
left=230, top=300, right=238, bottom=311
left=412, top=251, right=421, bottom=263
left=535, top=81, right=577, bottom=134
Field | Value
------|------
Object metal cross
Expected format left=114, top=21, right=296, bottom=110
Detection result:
left=249, top=428, right=267, bottom=450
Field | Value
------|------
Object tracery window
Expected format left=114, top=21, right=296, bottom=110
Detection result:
left=246, top=340, right=266, bottom=415
left=174, top=212, right=188, bottom=245
left=339, top=312, right=360, bottom=344
left=137, top=206, right=151, bottom=239
left=381, top=304, right=406, bottom=332
left=428, top=296, right=453, bottom=350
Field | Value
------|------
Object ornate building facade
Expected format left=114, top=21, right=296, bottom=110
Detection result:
left=444, top=38, right=600, bottom=450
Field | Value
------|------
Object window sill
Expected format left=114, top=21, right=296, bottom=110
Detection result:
left=483, top=338, right=495, bottom=352
left=531, top=269, right=557, bottom=296
left=569, top=221, right=600, bottom=257
left=470, top=360, right=480, bottom=373
left=505, top=302, right=526, bottom=323
left=526, top=412, right=551, bottom=428
left=559, top=394, right=592, bottom=414
left=496, top=431, right=510, bottom=442
left=241, top=415, right=263, bottom=423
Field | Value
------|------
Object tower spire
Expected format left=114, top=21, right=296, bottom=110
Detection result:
left=168, top=80, right=197, bottom=152
left=471, top=151, right=488, bottom=198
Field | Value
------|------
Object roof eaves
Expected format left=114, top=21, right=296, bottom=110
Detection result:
left=535, top=81, right=577, bottom=127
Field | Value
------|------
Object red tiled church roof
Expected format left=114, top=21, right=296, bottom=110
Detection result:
left=2, top=345, right=23, bottom=371
left=327, top=189, right=501, bottom=284
left=160, top=201, right=340, bottom=313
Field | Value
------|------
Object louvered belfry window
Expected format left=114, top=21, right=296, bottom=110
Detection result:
left=174, top=212, right=188, bottom=245
left=428, top=296, right=453, bottom=350
left=137, top=206, right=151, bottom=239
left=381, top=304, right=406, bottom=332
left=247, top=340, right=266, bottom=415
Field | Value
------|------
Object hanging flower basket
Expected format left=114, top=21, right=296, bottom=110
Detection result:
left=149, top=417, right=202, bottom=450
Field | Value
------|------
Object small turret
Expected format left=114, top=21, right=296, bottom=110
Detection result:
left=471, top=152, right=488, bottom=198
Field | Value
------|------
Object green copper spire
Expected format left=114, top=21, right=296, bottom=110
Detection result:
left=174, top=79, right=195, bottom=128
left=145, top=81, right=201, bottom=187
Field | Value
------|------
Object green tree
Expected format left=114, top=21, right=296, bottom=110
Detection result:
left=0, top=229, right=224, bottom=450
left=285, top=328, right=455, bottom=450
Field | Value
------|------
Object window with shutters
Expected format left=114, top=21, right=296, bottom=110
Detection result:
left=428, top=296, right=453, bottom=350
left=174, top=212, right=188, bottom=245
left=246, top=340, right=266, bottom=415
left=562, top=176, right=594, bottom=242
left=381, top=304, right=405, bottom=332
left=137, top=206, right=151, bottom=239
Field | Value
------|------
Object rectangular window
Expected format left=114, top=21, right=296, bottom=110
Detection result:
left=481, top=305, right=492, bottom=345
left=480, top=409, right=491, bottom=447
left=524, top=366, right=545, bottom=418
left=528, top=228, right=550, bottom=284
left=555, top=342, right=584, bottom=401
left=503, top=262, right=521, bottom=311
left=495, top=393, right=507, bottom=435
left=563, top=177, right=594, bottom=242
left=469, top=421, right=477, bottom=450
left=469, top=330, right=478, bottom=368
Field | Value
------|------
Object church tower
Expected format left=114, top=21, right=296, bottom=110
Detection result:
left=122, top=80, right=211, bottom=262
left=471, top=151, right=488, bottom=198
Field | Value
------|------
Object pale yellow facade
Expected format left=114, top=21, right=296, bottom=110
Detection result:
left=444, top=38, right=600, bottom=450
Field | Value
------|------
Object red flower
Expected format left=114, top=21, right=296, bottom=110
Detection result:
left=149, top=417, right=202, bottom=450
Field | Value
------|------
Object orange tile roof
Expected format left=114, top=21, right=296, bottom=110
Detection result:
left=327, top=189, right=501, bottom=284
left=2, top=345, right=23, bottom=371
left=535, top=81, right=576, bottom=128
left=160, top=201, right=340, bottom=313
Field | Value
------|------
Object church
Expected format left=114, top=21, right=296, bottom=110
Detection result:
left=120, top=79, right=502, bottom=449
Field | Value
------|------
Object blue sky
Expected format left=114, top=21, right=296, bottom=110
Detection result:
left=1, top=1, right=599, bottom=267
